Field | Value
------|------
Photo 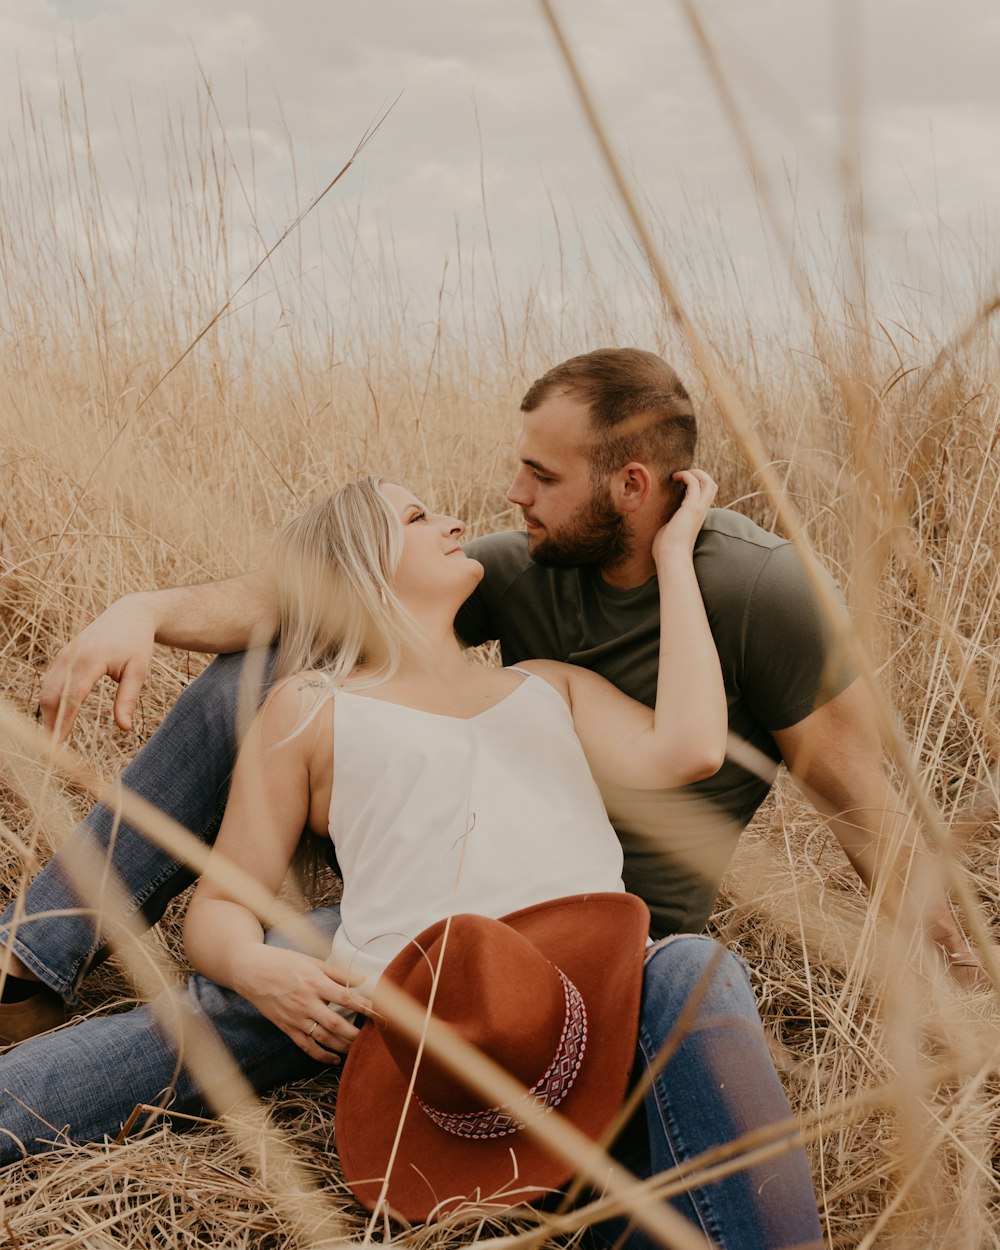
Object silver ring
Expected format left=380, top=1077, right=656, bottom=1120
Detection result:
left=307, top=1021, right=318, bottom=1039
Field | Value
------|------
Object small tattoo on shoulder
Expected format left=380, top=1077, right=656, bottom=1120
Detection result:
left=297, top=679, right=328, bottom=691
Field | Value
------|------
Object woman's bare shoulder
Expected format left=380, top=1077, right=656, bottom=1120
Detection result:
left=255, top=671, right=335, bottom=750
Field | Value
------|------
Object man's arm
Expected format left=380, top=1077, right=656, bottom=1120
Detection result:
left=39, top=570, right=278, bottom=742
left=772, top=678, right=989, bottom=987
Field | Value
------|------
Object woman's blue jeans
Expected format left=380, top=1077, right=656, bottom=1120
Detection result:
left=0, top=654, right=822, bottom=1248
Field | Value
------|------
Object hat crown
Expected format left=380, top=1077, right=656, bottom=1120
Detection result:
left=381, top=914, right=569, bottom=1114
left=337, top=893, right=651, bottom=1223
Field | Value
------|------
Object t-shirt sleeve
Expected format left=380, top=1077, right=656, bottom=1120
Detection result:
left=740, top=542, right=856, bottom=730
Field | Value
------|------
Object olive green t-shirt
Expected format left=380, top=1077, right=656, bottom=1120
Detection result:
left=455, top=508, right=854, bottom=938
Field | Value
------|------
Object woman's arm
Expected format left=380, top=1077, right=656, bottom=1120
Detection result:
left=526, top=470, right=727, bottom=790
left=183, top=676, right=370, bottom=1063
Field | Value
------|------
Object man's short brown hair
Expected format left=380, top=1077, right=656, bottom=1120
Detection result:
left=521, top=348, right=697, bottom=499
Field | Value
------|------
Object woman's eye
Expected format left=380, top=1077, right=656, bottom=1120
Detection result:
left=409, top=510, right=426, bottom=523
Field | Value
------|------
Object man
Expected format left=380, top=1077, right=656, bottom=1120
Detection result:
left=0, top=349, right=978, bottom=1245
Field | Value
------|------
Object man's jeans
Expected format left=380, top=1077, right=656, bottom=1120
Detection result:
left=0, top=654, right=822, bottom=1248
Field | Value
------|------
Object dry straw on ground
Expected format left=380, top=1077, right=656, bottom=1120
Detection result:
left=2, top=20, right=1000, bottom=1250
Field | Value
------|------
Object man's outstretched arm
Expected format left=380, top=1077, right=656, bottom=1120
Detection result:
left=39, top=571, right=279, bottom=742
left=772, top=678, right=993, bottom=988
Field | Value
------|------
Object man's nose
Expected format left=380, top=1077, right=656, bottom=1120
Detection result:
left=506, top=468, right=530, bottom=506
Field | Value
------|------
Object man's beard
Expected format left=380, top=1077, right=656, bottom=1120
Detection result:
left=528, top=486, right=632, bottom=569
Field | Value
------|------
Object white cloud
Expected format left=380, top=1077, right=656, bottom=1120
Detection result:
left=1, top=0, right=997, bottom=336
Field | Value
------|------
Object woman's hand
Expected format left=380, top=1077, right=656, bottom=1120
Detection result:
left=230, top=944, right=373, bottom=1063
left=534, top=467, right=726, bottom=790
left=652, top=469, right=718, bottom=562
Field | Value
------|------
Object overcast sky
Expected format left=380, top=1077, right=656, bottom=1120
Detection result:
left=4, top=0, right=999, bottom=341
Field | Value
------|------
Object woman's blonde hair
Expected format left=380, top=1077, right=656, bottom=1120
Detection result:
left=272, top=475, right=417, bottom=686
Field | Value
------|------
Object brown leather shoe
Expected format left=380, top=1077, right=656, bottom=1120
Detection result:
left=0, top=986, right=67, bottom=1046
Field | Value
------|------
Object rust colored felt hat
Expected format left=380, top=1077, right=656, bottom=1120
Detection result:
left=335, top=892, right=649, bottom=1223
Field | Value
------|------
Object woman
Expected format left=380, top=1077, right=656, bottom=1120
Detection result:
left=181, top=471, right=726, bottom=1220
left=183, top=471, right=725, bottom=1058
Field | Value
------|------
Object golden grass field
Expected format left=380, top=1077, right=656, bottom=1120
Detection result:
left=2, top=37, right=1000, bottom=1249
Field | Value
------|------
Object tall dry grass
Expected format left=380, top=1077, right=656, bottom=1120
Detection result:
left=1, top=42, right=999, bottom=1250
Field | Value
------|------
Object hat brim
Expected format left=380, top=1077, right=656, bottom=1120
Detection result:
left=336, top=892, right=649, bottom=1223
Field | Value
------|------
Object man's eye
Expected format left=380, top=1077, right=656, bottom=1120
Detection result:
left=530, top=472, right=550, bottom=484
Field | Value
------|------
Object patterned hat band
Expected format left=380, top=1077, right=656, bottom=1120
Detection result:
left=415, top=968, right=589, bottom=1141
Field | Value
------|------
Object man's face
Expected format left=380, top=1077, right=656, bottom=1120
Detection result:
left=506, top=392, right=630, bottom=568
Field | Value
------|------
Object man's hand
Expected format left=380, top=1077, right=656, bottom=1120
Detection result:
left=39, top=594, right=157, bottom=743
left=37, top=571, right=278, bottom=743
left=936, top=939, right=1000, bottom=992
left=774, top=682, right=997, bottom=993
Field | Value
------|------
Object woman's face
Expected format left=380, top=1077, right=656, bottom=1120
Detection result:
left=379, top=482, right=483, bottom=608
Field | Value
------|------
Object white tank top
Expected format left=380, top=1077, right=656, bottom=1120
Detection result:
left=326, top=670, right=625, bottom=999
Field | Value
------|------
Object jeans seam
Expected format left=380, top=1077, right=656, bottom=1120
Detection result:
left=3, top=855, right=190, bottom=1000
left=78, top=856, right=188, bottom=997
left=638, top=1021, right=728, bottom=1250
left=65, top=785, right=227, bottom=997
left=0, top=926, right=69, bottom=994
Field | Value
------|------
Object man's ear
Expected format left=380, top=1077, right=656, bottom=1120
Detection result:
left=610, top=462, right=654, bottom=514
